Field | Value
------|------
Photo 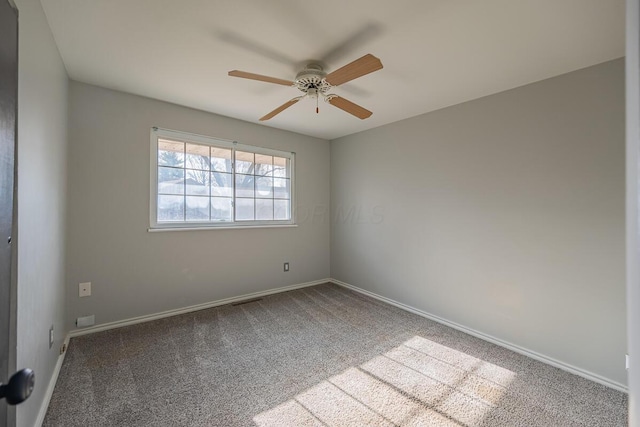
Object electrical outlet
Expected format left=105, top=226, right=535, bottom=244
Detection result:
left=79, top=282, right=91, bottom=297
left=284, top=262, right=289, bottom=272
left=49, top=325, right=54, bottom=349
left=76, top=315, right=95, bottom=328
left=626, top=354, right=630, bottom=370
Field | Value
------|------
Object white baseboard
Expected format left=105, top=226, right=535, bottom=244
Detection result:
left=68, top=278, right=331, bottom=338
left=38, top=279, right=330, bottom=424
left=331, top=278, right=628, bottom=393
left=40, top=276, right=625, bottom=426
left=35, top=334, right=71, bottom=427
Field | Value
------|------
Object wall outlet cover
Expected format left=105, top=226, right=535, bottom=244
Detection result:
left=76, top=314, right=95, bottom=328
left=626, top=354, right=630, bottom=370
left=49, top=325, right=54, bottom=349
left=79, top=282, right=91, bottom=297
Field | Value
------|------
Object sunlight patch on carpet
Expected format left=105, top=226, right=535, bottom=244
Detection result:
left=253, top=335, right=515, bottom=426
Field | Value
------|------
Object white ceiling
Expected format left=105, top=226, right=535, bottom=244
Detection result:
left=40, top=0, right=624, bottom=140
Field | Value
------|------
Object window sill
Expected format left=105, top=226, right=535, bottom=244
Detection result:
left=148, top=224, right=298, bottom=232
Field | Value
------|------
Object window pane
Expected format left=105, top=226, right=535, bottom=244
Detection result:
left=236, top=151, right=254, bottom=174
left=186, top=196, right=209, bottom=221
left=273, top=156, right=289, bottom=178
left=185, top=143, right=210, bottom=171
left=211, top=172, right=232, bottom=197
left=274, top=200, right=290, bottom=220
left=211, top=147, right=232, bottom=173
left=211, top=197, right=232, bottom=221
left=236, top=198, right=254, bottom=221
left=235, top=174, right=254, bottom=197
left=158, top=195, right=184, bottom=221
left=274, top=178, right=290, bottom=199
left=158, top=167, right=184, bottom=195
left=255, top=154, right=273, bottom=177
left=256, top=199, right=274, bottom=220
left=185, top=169, right=209, bottom=195
left=256, top=177, right=273, bottom=198
left=158, top=140, right=184, bottom=167
left=154, top=132, right=293, bottom=227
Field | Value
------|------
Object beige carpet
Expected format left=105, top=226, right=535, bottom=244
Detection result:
left=44, top=283, right=627, bottom=426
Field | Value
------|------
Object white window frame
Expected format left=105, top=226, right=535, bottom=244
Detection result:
left=150, top=127, right=296, bottom=230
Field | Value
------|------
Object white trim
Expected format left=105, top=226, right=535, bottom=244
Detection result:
left=627, top=0, right=640, bottom=423
left=153, top=127, right=236, bottom=148
left=331, top=278, right=629, bottom=393
left=68, top=279, right=330, bottom=338
left=150, top=127, right=295, bottom=229
left=149, top=129, right=158, bottom=229
left=37, top=279, right=329, bottom=421
left=35, top=334, right=71, bottom=427
left=35, top=278, right=626, bottom=424
left=150, top=219, right=295, bottom=231
left=148, top=224, right=298, bottom=232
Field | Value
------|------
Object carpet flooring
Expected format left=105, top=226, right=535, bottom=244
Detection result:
left=43, top=283, right=627, bottom=426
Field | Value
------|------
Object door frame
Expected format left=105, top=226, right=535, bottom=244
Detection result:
left=627, top=0, right=640, bottom=425
left=1, top=0, right=18, bottom=426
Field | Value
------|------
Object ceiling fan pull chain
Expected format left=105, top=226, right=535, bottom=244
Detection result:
left=316, top=96, right=319, bottom=114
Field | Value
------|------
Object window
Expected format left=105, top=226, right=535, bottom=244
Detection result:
left=150, top=128, right=294, bottom=229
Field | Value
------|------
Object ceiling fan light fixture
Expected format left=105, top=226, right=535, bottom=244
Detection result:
left=306, top=87, right=319, bottom=99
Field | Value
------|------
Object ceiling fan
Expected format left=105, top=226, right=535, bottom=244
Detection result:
left=228, top=54, right=383, bottom=121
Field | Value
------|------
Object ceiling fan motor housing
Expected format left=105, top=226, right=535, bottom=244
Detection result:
left=294, top=64, right=331, bottom=98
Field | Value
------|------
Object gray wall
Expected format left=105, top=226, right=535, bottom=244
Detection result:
left=331, top=59, right=626, bottom=385
left=14, top=0, right=69, bottom=425
left=66, top=82, right=330, bottom=330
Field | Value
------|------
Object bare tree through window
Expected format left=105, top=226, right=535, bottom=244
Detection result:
left=153, top=131, right=292, bottom=226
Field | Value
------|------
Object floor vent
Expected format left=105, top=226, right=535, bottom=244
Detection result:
left=231, top=298, right=263, bottom=306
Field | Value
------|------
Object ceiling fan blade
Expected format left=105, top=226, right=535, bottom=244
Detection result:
left=328, top=96, right=372, bottom=119
left=228, top=70, right=293, bottom=86
left=319, top=23, right=384, bottom=65
left=324, top=54, right=383, bottom=86
left=218, top=31, right=297, bottom=67
left=260, top=98, right=300, bottom=121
